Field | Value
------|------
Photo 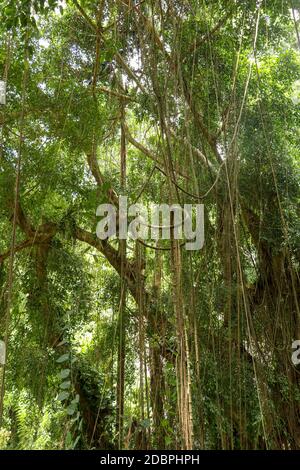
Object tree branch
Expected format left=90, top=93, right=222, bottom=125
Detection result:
left=0, top=233, right=54, bottom=265
left=125, top=125, right=190, bottom=180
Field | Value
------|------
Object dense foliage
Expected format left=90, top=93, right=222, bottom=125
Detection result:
left=0, top=0, right=299, bottom=450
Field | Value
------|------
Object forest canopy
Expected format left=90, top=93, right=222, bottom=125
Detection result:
left=0, top=0, right=299, bottom=451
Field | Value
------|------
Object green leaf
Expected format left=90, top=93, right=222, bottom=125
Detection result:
left=60, top=380, right=71, bottom=389
left=71, top=394, right=80, bottom=404
left=72, top=411, right=80, bottom=423
left=72, top=435, right=80, bottom=449
left=57, top=391, right=69, bottom=401
left=65, top=431, right=72, bottom=449
left=67, top=403, right=77, bottom=415
left=58, top=369, right=70, bottom=379
left=56, top=353, right=69, bottom=363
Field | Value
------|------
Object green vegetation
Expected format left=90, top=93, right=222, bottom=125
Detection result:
left=0, top=0, right=299, bottom=450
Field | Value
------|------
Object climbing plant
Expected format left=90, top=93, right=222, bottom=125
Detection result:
left=0, top=0, right=299, bottom=451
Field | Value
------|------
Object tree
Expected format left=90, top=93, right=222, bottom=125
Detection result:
left=0, top=0, right=299, bottom=450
